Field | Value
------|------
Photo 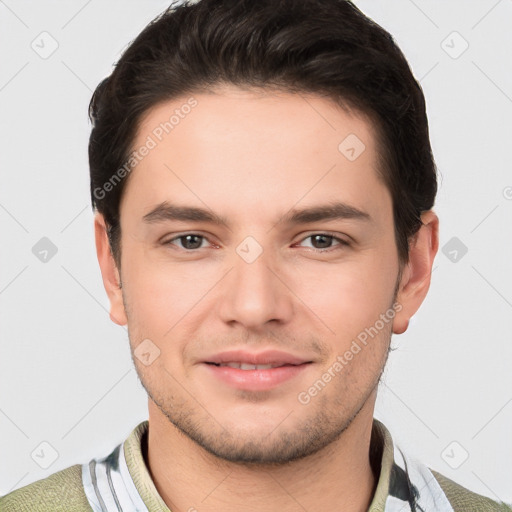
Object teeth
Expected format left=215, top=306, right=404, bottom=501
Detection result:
left=219, top=362, right=277, bottom=370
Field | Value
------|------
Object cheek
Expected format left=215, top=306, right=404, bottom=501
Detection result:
left=291, top=254, right=398, bottom=343
left=121, top=233, right=399, bottom=345
left=121, top=247, right=219, bottom=336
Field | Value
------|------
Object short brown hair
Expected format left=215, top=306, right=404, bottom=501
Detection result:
left=89, top=0, right=437, bottom=266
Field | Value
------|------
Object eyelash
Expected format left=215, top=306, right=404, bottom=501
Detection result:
left=163, top=232, right=350, bottom=253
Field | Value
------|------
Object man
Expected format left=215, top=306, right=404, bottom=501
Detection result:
left=1, top=0, right=510, bottom=510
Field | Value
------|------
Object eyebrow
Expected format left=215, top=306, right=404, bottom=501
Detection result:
left=142, top=200, right=371, bottom=228
left=143, top=202, right=230, bottom=227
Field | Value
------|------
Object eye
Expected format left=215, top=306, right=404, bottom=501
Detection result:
left=297, top=233, right=350, bottom=251
left=162, top=232, right=349, bottom=252
left=164, top=233, right=210, bottom=250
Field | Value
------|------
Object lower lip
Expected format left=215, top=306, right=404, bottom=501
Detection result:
left=203, top=363, right=311, bottom=391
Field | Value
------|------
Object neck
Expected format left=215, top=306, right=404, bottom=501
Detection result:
left=145, top=401, right=378, bottom=512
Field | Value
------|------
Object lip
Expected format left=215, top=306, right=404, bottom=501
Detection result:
left=201, top=349, right=313, bottom=391
left=203, top=349, right=310, bottom=366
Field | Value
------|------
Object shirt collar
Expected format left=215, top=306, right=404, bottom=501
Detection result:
left=82, top=418, right=453, bottom=512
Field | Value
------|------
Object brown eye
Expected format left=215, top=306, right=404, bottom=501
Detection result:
left=298, top=234, right=349, bottom=251
left=166, top=234, right=207, bottom=250
left=310, top=234, right=334, bottom=249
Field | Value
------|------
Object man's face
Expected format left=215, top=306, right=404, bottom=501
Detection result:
left=110, top=86, right=404, bottom=464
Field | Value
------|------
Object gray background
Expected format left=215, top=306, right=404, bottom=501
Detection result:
left=1, top=0, right=511, bottom=503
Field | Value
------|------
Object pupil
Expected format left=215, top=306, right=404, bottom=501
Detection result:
left=313, top=234, right=331, bottom=248
left=183, top=235, right=202, bottom=249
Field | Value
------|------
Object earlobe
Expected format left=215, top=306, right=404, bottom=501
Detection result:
left=393, top=264, right=411, bottom=335
left=392, top=210, right=439, bottom=335
left=94, top=213, right=128, bottom=326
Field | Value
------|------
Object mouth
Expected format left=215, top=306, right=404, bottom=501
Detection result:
left=205, top=362, right=304, bottom=370
left=204, top=349, right=311, bottom=367
left=201, top=350, right=313, bottom=390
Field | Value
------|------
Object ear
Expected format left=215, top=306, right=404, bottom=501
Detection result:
left=393, top=210, right=439, bottom=335
left=94, top=213, right=127, bottom=326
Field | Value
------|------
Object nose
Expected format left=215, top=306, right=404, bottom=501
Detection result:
left=217, top=245, right=295, bottom=329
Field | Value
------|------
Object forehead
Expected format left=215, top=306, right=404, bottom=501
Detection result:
left=136, top=85, right=378, bottom=157
left=121, top=86, right=388, bottom=223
